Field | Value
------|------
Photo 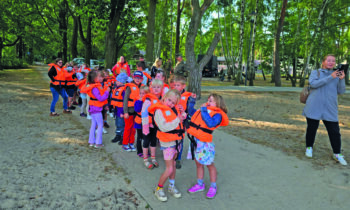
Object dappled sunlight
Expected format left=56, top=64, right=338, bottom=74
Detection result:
left=45, top=131, right=86, bottom=145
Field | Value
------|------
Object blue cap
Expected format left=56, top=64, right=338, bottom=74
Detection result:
left=116, top=72, right=128, bottom=84
left=133, top=71, right=143, bottom=78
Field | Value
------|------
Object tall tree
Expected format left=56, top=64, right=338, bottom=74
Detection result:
left=234, top=0, right=246, bottom=86
left=105, top=0, right=126, bottom=69
left=71, top=16, right=78, bottom=59
left=58, top=0, right=68, bottom=63
left=249, top=0, right=259, bottom=86
left=175, top=0, right=185, bottom=59
left=186, top=0, right=220, bottom=99
left=146, top=0, right=157, bottom=62
left=77, top=17, right=92, bottom=66
left=273, top=0, right=288, bottom=87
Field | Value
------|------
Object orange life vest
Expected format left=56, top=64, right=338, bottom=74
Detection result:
left=142, top=93, right=160, bottom=125
left=111, top=86, right=126, bottom=108
left=179, top=91, right=192, bottom=113
left=125, top=82, right=142, bottom=107
left=63, top=67, right=77, bottom=86
left=81, top=83, right=108, bottom=107
left=134, top=100, right=142, bottom=125
left=187, top=107, right=229, bottom=143
left=113, top=61, right=129, bottom=76
left=75, top=79, right=86, bottom=90
left=148, top=102, right=184, bottom=142
left=143, top=71, right=152, bottom=84
left=48, top=63, right=66, bottom=86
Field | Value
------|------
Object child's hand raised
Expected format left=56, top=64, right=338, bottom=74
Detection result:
left=179, top=112, right=187, bottom=122
left=191, top=93, right=197, bottom=99
left=107, top=87, right=111, bottom=92
left=177, top=104, right=184, bottom=113
left=201, top=103, right=208, bottom=108
left=124, top=113, right=129, bottom=119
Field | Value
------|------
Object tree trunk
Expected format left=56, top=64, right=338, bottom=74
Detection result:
left=146, top=0, right=157, bottom=62
left=78, top=17, right=92, bottom=66
left=105, top=0, right=126, bottom=69
left=249, top=0, right=259, bottom=86
left=234, top=0, right=245, bottom=86
left=59, top=0, right=68, bottom=63
left=186, top=0, right=217, bottom=99
left=175, top=0, right=185, bottom=57
left=273, top=0, right=288, bottom=87
left=223, top=7, right=233, bottom=81
left=169, top=0, right=174, bottom=62
left=156, top=0, right=168, bottom=58
left=71, top=16, right=78, bottom=59
left=217, top=6, right=229, bottom=79
left=0, top=37, right=3, bottom=70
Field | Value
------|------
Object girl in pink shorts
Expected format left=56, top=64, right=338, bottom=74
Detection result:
left=148, top=90, right=186, bottom=202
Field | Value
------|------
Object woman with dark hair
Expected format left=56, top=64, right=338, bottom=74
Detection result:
left=48, top=58, right=71, bottom=116
left=302, top=54, right=347, bottom=165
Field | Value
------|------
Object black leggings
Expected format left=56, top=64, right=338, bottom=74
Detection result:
left=306, top=117, right=341, bottom=154
left=136, top=128, right=143, bottom=154
left=143, top=127, right=157, bottom=148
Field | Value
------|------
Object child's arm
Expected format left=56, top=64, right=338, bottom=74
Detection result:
left=200, top=107, right=222, bottom=128
left=154, top=109, right=180, bottom=132
left=123, top=86, right=131, bottom=115
left=92, top=87, right=110, bottom=102
left=187, top=96, right=197, bottom=116
left=141, top=100, right=152, bottom=135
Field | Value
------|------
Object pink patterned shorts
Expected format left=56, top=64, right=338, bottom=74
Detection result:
left=162, top=144, right=181, bottom=160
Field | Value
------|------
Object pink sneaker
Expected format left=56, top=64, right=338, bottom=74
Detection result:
left=188, top=184, right=205, bottom=193
left=206, top=187, right=217, bottom=199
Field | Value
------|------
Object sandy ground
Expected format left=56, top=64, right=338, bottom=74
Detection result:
left=1, top=66, right=350, bottom=209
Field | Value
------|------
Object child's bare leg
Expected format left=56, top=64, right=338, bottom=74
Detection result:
left=195, top=159, right=204, bottom=179
left=169, top=155, right=177, bottom=180
left=158, top=159, right=174, bottom=186
left=207, top=163, right=217, bottom=183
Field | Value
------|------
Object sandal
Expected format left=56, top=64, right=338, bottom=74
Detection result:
left=152, top=159, right=159, bottom=168
left=63, top=110, right=72, bottom=114
left=50, top=112, right=60, bottom=116
left=144, top=160, right=154, bottom=169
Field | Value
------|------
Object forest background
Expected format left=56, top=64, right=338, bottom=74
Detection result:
left=0, top=0, right=349, bottom=96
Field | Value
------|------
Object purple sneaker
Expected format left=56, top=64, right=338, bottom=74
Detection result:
left=206, top=187, right=217, bottom=199
left=188, top=183, right=205, bottom=193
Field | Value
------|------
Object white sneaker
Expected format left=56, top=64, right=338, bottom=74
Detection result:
left=87, top=115, right=92, bottom=120
left=154, top=187, right=167, bottom=202
left=305, top=147, right=313, bottom=158
left=333, top=154, right=347, bottom=166
left=168, top=185, right=181, bottom=198
left=103, top=128, right=108, bottom=134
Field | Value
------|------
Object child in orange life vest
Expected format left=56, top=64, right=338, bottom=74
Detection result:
left=149, top=90, right=186, bottom=202
left=110, top=72, right=128, bottom=144
left=141, top=79, right=163, bottom=169
left=101, top=70, right=112, bottom=131
left=134, top=86, right=150, bottom=157
left=81, top=70, right=110, bottom=148
left=187, top=93, right=229, bottom=199
left=72, top=64, right=80, bottom=105
left=154, top=70, right=169, bottom=96
left=172, top=75, right=197, bottom=169
left=75, top=72, right=88, bottom=117
left=122, top=71, right=144, bottom=151
left=137, top=61, right=152, bottom=86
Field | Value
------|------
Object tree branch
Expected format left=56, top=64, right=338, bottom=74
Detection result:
left=34, top=2, right=54, bottom=34
left=200, top=0, right=214, bottom=17
left=4, top=36, right=20, bottom=47
left=198, top=33, right=221, bottom=69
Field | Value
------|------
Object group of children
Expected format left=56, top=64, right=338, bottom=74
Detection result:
left=49, top=60, right=229, bottom=201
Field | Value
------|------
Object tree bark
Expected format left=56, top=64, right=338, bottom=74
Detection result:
left=175, top=0, right=185, bottom=58
left=249, top=0, right=259, bottom=86
left=59, top=0, right=68, bottom=63
left=156, top=0, right=168, bottom=58
left=78, top=16, right=92, bottom=66
left=234, top=0, right=245, bottom=86
left=105, top=0, right=126, bottom=69
left=273, top=0, right=288, bottom=87
left=71, top=16, right=78, bottom=59
left=186, top=0, right=217, bottom=99
left=146, top=0, right=157, bottom=62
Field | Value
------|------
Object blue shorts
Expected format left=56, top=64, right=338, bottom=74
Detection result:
left=66, top=88, right=75, bottom=97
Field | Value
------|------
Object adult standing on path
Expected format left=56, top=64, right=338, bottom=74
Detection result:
left=150, top=58, right=162, bottom=78
left=302, top=54, right=347, bottom=165
left=47, top=58, right=72, bottom=116
left=112, top=56, right=130, bottom=77
left=174, top=54, right=187, bottom=77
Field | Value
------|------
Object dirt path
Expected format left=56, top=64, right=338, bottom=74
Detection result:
left=1, top=66, right=349, bottom=209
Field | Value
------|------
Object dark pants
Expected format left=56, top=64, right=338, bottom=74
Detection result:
left=306, top=117, right=341, bottom=154
left=136, top=128, right=143, bottom=154
left=143, top=127, right=157, bottom=148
